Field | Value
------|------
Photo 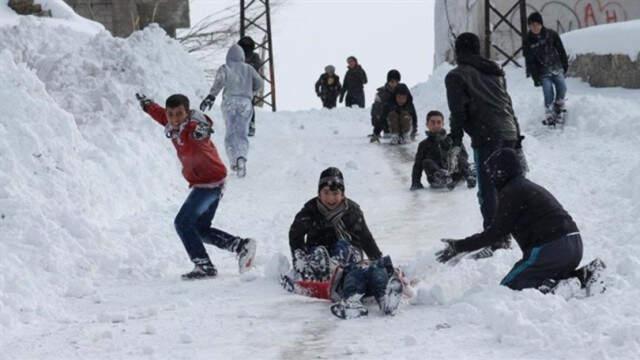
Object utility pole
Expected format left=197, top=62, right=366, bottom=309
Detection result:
left=484, top=0, right=528, bottom=67
left=240, top=0, right=276, bottom=112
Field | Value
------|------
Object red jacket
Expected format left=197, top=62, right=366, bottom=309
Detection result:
left=145, top=102, right=227, bottom=187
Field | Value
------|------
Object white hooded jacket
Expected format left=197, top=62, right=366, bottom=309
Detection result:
left=208, top=44, right=264, bottom=101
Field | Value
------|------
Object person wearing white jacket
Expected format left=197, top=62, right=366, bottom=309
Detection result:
left=200, top=44, right=264, bottom=177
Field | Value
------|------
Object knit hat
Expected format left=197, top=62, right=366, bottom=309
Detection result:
left=455, top=32, right=481, bottom=57
left=395, top=83, right=411, bottom=96
left=325, top=65, right=336, bottom=73
left=485, top=148, right=523, bottom=189
left=387, top=69, right=401, bottom=82
left=527, top=12, right=543, bottom=26
left=318, top=167, right=345, bottom=193
left=347, top=56, right=358, bottom=64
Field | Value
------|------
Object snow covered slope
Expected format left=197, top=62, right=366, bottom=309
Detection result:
left=1, top=4, right=640, bottom=360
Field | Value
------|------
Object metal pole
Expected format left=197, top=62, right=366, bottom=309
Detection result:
left=264, top=0, right=276, bottom=111
left=519, top=0, right=527, bottom=55
left=240, top=0, right=246, bottom=37
left=484, top=0, right=492, bottom=59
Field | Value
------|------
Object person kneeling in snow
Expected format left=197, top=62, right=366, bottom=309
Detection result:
left=411, top=110, right=476, bottom=191
left=435, top=148, right=605, bottom=296
left=137, top=93, right=256, bottom=280
left=385, top=84, right=418, bottom=145
left=288, top=167, right=382, bottom=280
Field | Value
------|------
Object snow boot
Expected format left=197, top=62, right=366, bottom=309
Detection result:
left=181, top=259, right=218, bottom=280
left=331, top=294, right=368, bottom=319
left=308, top=246, right=331, bottom=281
left=380, top=275, right=403, bottom=315
left=236, top=238, right=257, bottom=274
left=389, top=134, right=401, bottom=145
left=575, top=258, right=607, bottom=296
left=236, top=157, right=247, bottom=178
left=542, top=109, right=556, bottom=127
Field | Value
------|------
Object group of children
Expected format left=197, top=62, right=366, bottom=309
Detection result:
left=314, top=56, right=368, bottom=109
left=134, top=12, right=603, bottom=320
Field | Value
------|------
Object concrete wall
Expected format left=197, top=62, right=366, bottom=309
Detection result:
left=435, top=0, right=640, bottom=65
left=63, top=0, right=189, bottom=38
left=569, top=54, right=640, bottom=88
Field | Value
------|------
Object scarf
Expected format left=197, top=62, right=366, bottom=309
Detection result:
left=317, top=199, right=351, bottom=242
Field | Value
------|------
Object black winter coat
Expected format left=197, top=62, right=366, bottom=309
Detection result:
left=524, top=28, right=568, bottom=83
left=315, top=73, right=342, bottom=97
left=455, top=176, right=579, bottom=253
left=371, top=84, right=396, bottom=125
left=445, top=54, right=519, bottom=148
left=289, top=198, right=382, bottom=260
left=411, top=130, right=468, bottom=184
left=245, top=51, right=262, bottom=72
left=341, top=65, right=368, bottom=96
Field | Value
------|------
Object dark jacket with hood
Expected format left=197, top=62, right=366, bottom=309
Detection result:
left=315, top=73, right=342, bottom=98
left=455, top=148, right=578, bottom=253
left=445, top=54, right=519, bottom=148
left=524, top=27, right=568, bottom=83
left=387, top=83, right=418, bottom=133
left=371, top=84, right=397, bottom=127
left=411, top=129, right=468, bottom=184
left=289, top=198, right=382, bottom=260
left=341, top=60, right=368, bottom=97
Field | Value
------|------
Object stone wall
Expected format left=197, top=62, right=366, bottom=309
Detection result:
left=62, top=0, right=189, bottom=38
left=569, top=53, right=640, bottom=88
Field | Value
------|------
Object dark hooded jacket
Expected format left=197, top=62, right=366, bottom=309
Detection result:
left=371, top=84, right=397, bottom=127
left=411, top=129, right=468, bottom=184
left=455, top=148, right=578, bottom=253
left=341, top=60, right=368, bottom=97
left=387, top=84, right=418, bottom=133
left=289, top=198, right=382, bottom=260
left=445, top=54, right=519, bottom=148
left=315, top=73, right=342, bottom=98
left=524, top=27, right=568, bottom=82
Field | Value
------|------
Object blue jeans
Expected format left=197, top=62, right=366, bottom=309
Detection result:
left=174, top=187, right=239, bottom=264
left=541, top=73, right=567, bottom=109
left=501, top=233, right=583, bottom=290
left=341, top=261, right=389, bottom=300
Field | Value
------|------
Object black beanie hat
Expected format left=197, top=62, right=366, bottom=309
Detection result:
left=527, top=12, right=543, bottom=26
left=455, top=32, right=481, bottom=57
left=318, top=167, right=345, bottom=193
left=387, top=69, right=401, bottom=82
left=485, top=148, right=523, bottom=189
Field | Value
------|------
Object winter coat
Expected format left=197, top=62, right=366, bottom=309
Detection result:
left=289, top=198, right=382, bottom=260
left=144, top=103, right=227, bottom=187
left=341, top=65, right=368, bottom=97
left=524, top=27, right=568, bottom=83
left=411, top=129, right=468, bottom=184
left=208, top=45, right=264, bottom=101
left=386, top=84, right=418, bottom=134
left=445, top=54, right=519, bottom=148
left=371, top=84, right=396, bottom=127
left=315, top=73, right=342, bottom=98
left=454, top=174, right=578, bottom=253
left=244, top=51, right=262, bottom=72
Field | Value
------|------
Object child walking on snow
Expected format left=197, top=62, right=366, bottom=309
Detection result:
left=137, top=93, right=256, bottom=280
left=200, top=44, right=264, bottom=177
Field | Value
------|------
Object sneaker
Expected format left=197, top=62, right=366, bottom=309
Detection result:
left=236, top=238, right=257, bottom=274
left=330, top=294, right=368, bottom=319
left=380, top=276, right=403, bottom=315
left=466, top=175, right=477, bottom=189
left=542, top=111, right=557, bottom=126
left=236, top=157, right=247, bottom=178
left=575, top=258, right=607, bottom=296
left=369, top=134, right=380, bottom=143
left=181, top=260, right=218, bottom=280
left=389, top=134, right=400, bottom=145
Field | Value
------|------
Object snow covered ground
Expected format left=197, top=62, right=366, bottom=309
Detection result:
left=1, top=3, right=640, bottom=359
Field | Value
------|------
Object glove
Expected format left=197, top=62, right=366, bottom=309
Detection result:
left=136, top=93, right=152, bottom=110
left=410, top=183, right=424, bottom=191
left=192, top=121, right=213, bottom=140
left=199, top=95, right=215, bottom=112
left=435, top=239, right=461, bottom=263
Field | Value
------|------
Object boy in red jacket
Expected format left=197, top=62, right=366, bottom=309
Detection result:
left=136, top=93, right=256, bottom=279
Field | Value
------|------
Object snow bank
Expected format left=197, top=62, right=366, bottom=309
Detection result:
left=0, top=15, right=209, bottom=329
left=0, top=0, right=103, bottom=33
left=562, top=19, right=640, bottom=59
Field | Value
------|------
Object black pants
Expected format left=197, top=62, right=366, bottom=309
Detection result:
left=473, top=141, right=517, bottom=229
left=345, top=91, right=365, bottom=108
left=501, top=233, right=583, bottom=290
left=322, top=94, right=338, bottom=109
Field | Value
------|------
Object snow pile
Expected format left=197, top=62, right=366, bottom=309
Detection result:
left=0, top=0, right=103, bottom=33
left=0, top=14, right=209, bottom=328
left=562, top=19, right=640, bottom=59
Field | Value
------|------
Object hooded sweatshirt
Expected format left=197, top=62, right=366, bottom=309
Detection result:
left=209, top=44, right=264, bottom=101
